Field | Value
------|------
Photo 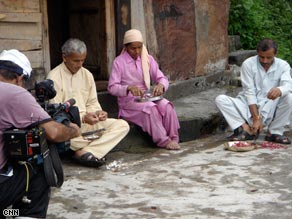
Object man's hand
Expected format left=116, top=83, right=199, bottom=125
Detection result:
left=83, top=112, right=100, bottom=125
left=41, top=120, right=81, bottom=142
left=96, top=110, right=108, bottom=121
left=67, top=122, right=81, bottom=137
left=267, top=87, right=281, bottom=100
left=252, top=118, right=263, bottom=135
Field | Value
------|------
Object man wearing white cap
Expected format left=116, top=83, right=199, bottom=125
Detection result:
left=0, top=49, right=80, bottom=218
left=108, top=29, right=181, bottom=150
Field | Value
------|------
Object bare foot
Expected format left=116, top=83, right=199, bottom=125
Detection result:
left=165, top=141, right=181, bottom=150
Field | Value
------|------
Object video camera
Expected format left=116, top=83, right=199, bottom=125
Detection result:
left=33, top=79, right=80, bottom=127
left=4, top=79, right=81, bottom=161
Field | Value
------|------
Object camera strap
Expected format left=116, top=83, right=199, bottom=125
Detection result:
left=43, top=144, right=64, bottom=188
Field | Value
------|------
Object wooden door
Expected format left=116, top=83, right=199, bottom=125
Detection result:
left=47, top=0, right=107, bottom=81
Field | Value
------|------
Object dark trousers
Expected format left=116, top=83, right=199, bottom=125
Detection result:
left=0, top=163, right=50, bottom=218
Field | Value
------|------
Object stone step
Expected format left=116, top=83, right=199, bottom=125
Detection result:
left=228, top=50, right=257, bottom=66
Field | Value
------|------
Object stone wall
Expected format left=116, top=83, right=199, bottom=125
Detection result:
left=144, top=0, right=230, bottom=81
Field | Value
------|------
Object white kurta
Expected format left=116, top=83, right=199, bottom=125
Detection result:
left=215, top=55, right=292, bottom=135
left=47, top=63, right=129, bottom=158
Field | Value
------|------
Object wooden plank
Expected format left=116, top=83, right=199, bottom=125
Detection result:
left=0, top=0, right=40, bottom=12
left=40, top=0, right=50, bottom=74
left=0, top=23, right=41, bottom=40
left=23, top=50, right=43, bottom=68
left=0, top=39, right=42, bottom=51
left=0, top=12, right=42, bottom=22
left=105, top=0, right=116, bottom=76
left=0, top=13, right=42, bottom=40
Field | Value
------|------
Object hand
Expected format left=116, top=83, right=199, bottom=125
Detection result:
left=267, top=87, right=281, bottom=100
left=252, top=119, right=263, bottom=135
left=67, top=123, right=81, bottom=137
left=83, top=112, right=99, bottom=125
left=96, top=110, right=108, bottom=121
left=127, top=85, right=144, bottom=97
left=152, top=83, right=164, bottom=96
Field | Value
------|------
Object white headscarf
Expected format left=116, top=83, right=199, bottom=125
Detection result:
left=123, top=29, right=150, bottom=90
left=0, top=49, right=32, bottom=78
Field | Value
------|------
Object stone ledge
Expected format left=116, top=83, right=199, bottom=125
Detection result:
left=228, top=50, right=257, bottom=66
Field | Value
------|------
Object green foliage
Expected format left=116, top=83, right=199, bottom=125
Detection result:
left=228, top=0, right=292, bottom=65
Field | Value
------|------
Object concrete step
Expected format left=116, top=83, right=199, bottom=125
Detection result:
left=228, top=50, right=257, bottom=66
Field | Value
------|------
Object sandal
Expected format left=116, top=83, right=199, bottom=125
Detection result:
left=229, top=130, right=255, bottom=141
left=227, top=127, right=242, bottom=140
left=264, top=134, right=291, bottom=145
left=73, top=152, right=106, bottom=167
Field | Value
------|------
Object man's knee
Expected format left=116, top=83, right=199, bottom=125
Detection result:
left=119, top=119, right=130, bottom=132
left=215, top=94, right=228, bottom=107
left=281, top=93, right=292, bottom=107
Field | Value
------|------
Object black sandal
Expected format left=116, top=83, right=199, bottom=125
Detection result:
left=73, top=152, right=106, bottom=167
left=227, top=127, right=242, bottom=140
left=265, top=134, right=291, bottom=145
left=228, top=130, right=255, bottom=141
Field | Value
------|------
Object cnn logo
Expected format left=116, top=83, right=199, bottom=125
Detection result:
left=3, top=209, right=19, bottom=217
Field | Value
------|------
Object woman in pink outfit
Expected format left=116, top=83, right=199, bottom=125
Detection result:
left=108, top=29, right=180, bottom=150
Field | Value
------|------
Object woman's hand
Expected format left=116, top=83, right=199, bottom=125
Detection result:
left=127, top=85, right=144, bottom=97
left=152, top=83, right=164, bottom=96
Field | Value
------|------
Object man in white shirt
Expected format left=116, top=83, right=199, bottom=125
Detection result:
left=216, top=38, right=292, bottom=144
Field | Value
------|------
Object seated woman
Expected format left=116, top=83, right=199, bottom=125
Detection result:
left=108, top=29, right=180, bottom=150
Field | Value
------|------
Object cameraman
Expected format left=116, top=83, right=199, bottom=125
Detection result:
left=0, top=49, right=80, bottom=218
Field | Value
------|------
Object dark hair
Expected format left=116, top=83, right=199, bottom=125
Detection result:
left=0, top=60, right=22, bottom=80
left=256, top=38, right=278, bottom=54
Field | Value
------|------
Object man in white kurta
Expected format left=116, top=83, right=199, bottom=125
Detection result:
left=47, top=38, right=129, bottom=166
left=215, top=38, right=292, bottom=144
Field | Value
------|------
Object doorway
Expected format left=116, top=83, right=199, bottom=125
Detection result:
left=47, top=0, right=107, bottom=81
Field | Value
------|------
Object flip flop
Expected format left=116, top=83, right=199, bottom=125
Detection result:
left=72, top=152, right=106, bottom=167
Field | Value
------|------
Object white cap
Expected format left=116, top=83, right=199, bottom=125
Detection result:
left=0, top=49, right=32, bottom=78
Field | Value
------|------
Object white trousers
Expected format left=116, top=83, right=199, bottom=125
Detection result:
left=215, top=93, right=292, bottom=135
left=70, top=118, right=129, bottom=159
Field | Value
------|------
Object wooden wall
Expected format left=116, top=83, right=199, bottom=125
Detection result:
left=0, top=0, right=49, bottom=76
left=0, top=0, right=50, bottom=79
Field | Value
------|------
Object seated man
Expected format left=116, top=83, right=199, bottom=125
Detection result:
left=108, top=29, right=180, bottom=150
left=0, top=49, right=80, bottom=218
left=47, top=38, right=130, bottom=167
left=215, top=38, right=292, bottom=144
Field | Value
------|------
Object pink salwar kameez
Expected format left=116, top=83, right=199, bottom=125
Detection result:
left=108, top=51, right=180, bottom=148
